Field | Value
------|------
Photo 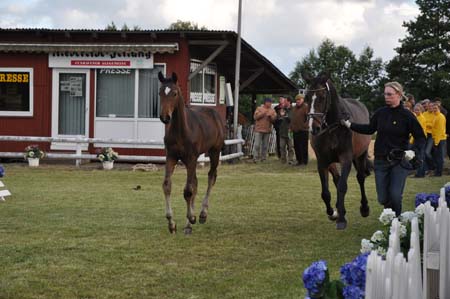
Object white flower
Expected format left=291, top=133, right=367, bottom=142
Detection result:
left=29, top=151, right=35, bottom=157
left=98, top=154, right=105, bottom=161
left=361, top=239, right=374, bottom=253
left=376, top=246, right=387, bottom=256
left=379, top=208, right=396, bottom=225
left=399, top=224, right=407, bottom=238
left=371, top=230, right=385, bottom=243
left=415, top=204, right=426, bottom=217
left=400, top=211, right=416, bottom=224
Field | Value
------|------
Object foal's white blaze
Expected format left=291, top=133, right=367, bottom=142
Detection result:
left=164, top=86, right=171, bottom=95
left=308, top=94, right=316, bottom=132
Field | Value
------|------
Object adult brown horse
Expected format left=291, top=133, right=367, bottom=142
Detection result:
left=302, top=71, right=372, bottom=229
left=158, top=72, right=225, bottom=234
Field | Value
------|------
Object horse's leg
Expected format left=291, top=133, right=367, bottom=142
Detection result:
left=354, top=152, right=370, bottom=217
left=199, top=149, right=220, bottom=224
left=328, top=163, right=340, bottom=189
left=183, top=159, right=198, bottom=235
left=335, top=159, right=352, bottom=230
left=163, top=157, right=177, bottom=234
left=317, top=162, right=335, bottom=220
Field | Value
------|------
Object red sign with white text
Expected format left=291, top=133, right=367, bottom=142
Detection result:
left=71, top=60, right=131, bottom=66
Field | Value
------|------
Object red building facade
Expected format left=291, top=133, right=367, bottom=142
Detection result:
left=0, top=29, right=296, bottom=157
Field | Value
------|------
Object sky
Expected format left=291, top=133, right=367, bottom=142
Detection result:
left=0, top=0, right=420, bottom=76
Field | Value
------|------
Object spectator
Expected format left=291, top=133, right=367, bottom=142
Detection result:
left=422, top=99, right=436, bottom=173
left=278, top=100, right=294, bottom=164
left=273, top=97, right=286, bottom=159
left=253, top=97, right=277, bottom=163
left=412, top=104, right=427, bottom=177
left=290, top=94, right=309, bottom=165
left=430, top=102, right=446, bottom=176
left=404, top=94, right=415, bottom=111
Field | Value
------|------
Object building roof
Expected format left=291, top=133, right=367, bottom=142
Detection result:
left=0, top=28, right=298, bottom=94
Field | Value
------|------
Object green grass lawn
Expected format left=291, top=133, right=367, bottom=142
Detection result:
left=0, top=159, right=447, bottom=299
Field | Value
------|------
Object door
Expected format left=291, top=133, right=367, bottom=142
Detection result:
left=51, top=69, right=90, bottom=150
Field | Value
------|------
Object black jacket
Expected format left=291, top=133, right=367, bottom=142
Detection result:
left=350, top=104, right=426, bottom=156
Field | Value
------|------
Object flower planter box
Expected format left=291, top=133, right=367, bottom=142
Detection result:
left=102, top=161, right=114, bottom=170
left=28, top=158, right=39, bottom=167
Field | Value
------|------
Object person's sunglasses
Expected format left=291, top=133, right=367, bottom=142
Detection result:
left=384, top=92, right=396, bottom=96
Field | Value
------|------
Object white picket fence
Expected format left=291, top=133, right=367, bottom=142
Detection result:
left=366, top=190, right=450, bottom=299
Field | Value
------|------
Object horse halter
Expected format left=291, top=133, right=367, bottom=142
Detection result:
left=307, top=82, right=331, bottom=130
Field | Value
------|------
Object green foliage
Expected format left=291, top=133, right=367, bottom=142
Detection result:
left=168, top=20, right=207, bottom=30
left=105, top=22, right=141, bottom=31
left=387, top=0, right=450, bottom=106
left=290, top=39, right=385, bottom=112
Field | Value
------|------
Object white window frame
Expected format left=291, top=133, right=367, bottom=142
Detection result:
left=189, top=60, right=217, bottom=106
left=93, top=63, right=166, bottom=148
left=0, top=67, right=34, bottom=117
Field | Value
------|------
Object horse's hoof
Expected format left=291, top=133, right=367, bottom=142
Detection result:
left=188, top=216, right=196, bottom=224
left=199, top=213, right=207, bottom=224
left=336, top=221, right=347, bottom=230
left=184, top=227, right=192, bottom=235
left=360, top=205, right=370, bottom=217
left=168, top=223, right=177, bottom=234
left=328, top=210, right=338, bottom=221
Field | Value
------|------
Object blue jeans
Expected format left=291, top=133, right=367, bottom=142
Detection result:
left=424, top=134, right=435, bottom=171
left=374, top=159, right=410, bottom=216
left=432, top=140, right=446, bottom=176
left=414, top=143, right=426, bottom=177
left=253, top=132, right=271, bottom=161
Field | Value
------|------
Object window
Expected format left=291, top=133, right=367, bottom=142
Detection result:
left=96, top=69, right=135, bottom=117
left=189, top=61, right=216, bottom=105
left=96, top=65, right=164, bottom=119
left=0, top=68, right=33, bottom=116
left=138, top=66, right=164, bottom=118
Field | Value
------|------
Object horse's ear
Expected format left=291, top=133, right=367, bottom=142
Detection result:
left=171, top=72, right=178, bottom=84
left=158, top=71, right=165, bottom=83
left=301, top=70, right=313, bottom=84
left=318, top=71, right=331, bottom=83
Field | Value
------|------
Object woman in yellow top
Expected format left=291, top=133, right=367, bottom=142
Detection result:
left=413, top=104, right=427, bottom=177
left=422, top=100, right=437, bottom=174
left=431, top=102, right=447, bottom=176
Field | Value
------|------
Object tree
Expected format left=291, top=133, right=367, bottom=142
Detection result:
left=168, top=20, right=207, bottom=30
left=387, top=0, right=450, bottom=106
left=105, top=22, right=141, bottom=31
left=290, top=39, right=385, bottom=112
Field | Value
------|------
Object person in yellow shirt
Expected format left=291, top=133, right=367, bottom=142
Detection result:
left=412, top=104, right=427, bottom=177
left=430, top=102, right=447, bottom=176
left=421, top=99, right=436, bottom=173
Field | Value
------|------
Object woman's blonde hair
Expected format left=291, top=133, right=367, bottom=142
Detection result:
left=385, top=81, right=408, bottom=100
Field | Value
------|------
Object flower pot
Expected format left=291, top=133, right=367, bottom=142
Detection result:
left=102, top=161, right=114, bottom=170
left=28, top=158, right=39, bottom=167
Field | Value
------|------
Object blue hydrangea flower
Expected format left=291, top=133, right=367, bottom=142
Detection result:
left=0, top=165, right=4, bottom=178
left=426, top=193, right=440, bottom=208
left=343, top=285, right=364, bottom=299
left=415, top=193, right=428, bottom=207
left=302, top=260, right=328, bottom=297
left=340, top=253, right=369, bottom=290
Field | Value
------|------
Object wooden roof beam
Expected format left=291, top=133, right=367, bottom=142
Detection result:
left=239, top=67, right=264, bottom=91
left=188, top=42, right=228, bottom=80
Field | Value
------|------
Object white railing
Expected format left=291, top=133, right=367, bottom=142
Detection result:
left=423, top=192, right=450, bottom=299
left=366, top=191, right=450, bottom=299
left=0, top=135, right=245, bottom=166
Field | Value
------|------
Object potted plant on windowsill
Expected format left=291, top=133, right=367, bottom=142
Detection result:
left=97, top=147, right=119, bottom=170
left=24, top=145, right=45, bottom=167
